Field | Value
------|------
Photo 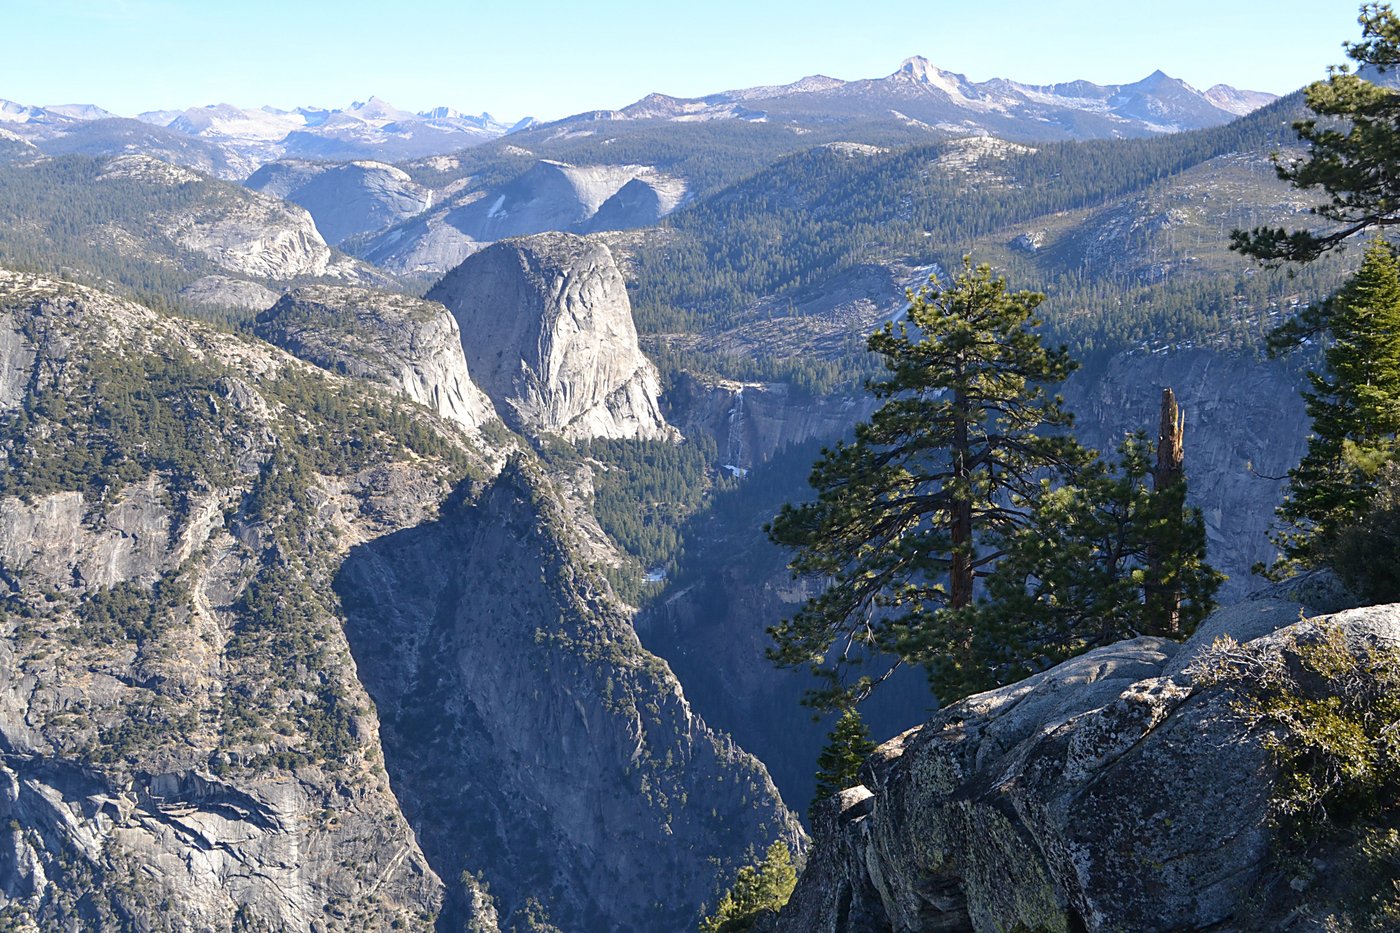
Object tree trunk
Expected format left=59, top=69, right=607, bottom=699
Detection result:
left=1146, top=388, right=1185, bottom=635
left=1155, top=388, right=1185, bottom=489
left=950, top=388, right=974, bottom=609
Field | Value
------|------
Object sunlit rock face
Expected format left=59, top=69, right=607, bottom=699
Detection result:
left=428, top=232, right=671, bottom=441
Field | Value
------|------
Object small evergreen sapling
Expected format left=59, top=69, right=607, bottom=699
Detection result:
left=810, top=707, right=877, bottom=818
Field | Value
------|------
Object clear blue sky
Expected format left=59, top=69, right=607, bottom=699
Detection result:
left=2, top=0, right=1367, bottom=120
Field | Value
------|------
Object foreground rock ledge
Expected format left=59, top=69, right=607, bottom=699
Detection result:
left=774, top=574, right=1382, bottom=933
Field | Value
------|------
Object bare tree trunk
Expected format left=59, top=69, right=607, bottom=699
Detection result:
left=1156, top=388, right=1185, bottom=489
left=1146, top=388, right=1185, bottom=635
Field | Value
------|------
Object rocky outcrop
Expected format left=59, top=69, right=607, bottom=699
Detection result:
left=0, top=270, right=466, bottom=930
left=165, top=184, right=334, bottom=279
left=353, top=161, right=686, bottom=276
left=93, top=155, right=341, bottom=280
left=774, top=573, right=1370, bottom=933
left=245, top=160, right=434, bottom=245
left=353, top=211, right=485, bottom=278
left=582, top=172, right=688, bottom=233
left=254, top=284, right=498, bottom=432
left=336, top=459, right=803, bottom=932
left=0, top=311, right=34, bottom=410
left=178, top=274, right=280, bottom=311
left=428, top=233, right=671, bottom=440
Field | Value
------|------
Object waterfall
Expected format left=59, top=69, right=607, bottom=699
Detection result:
left=723, top=387, right=748, bottom=478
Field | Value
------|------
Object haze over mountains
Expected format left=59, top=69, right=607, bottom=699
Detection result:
left=0, top=56, right=1274, bottom=181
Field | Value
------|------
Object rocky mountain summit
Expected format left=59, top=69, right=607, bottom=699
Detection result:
left=771, top=573, right=1391, bottom=932
left=254, top=285, right=499, bottom=433
left=428, top=232, right=672, bottom=440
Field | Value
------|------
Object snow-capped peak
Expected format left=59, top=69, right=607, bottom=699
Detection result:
left=43, top=103, right=114, bottom=121
left=344, top=97, right=415, bottom=124
left=1203, top=84, right=1279, bottom=116
left=892, top=57, right=986, bottom=107
left=898, top=56, right=941, bottom=83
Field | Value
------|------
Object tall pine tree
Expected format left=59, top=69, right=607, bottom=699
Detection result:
left=766, top=259, right=1086, bottom=708
left=1276, top=239, right=1400, bottom=568
left=769, top=260, right=1221, bottom=707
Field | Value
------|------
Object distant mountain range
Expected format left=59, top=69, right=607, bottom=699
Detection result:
left=0, top=96, right=532, bottom=173
left=552, top=57, right=1277, bottom=139
left=0, top=58, right=1278, bottom=180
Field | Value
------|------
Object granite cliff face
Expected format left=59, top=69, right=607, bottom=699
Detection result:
left=93, top=155, right=336, bottom=280
left=428, top=233, right=671, bottom=441
left=336, top=459, right=803, bottom=932
left=0, top=270, right=464, bottom=930
left=666, top=373, right=879, bottom=474
left=353, top=160, right=687, bottom=277
left=254, top=285, right=498, bottom=433
left=0, top=269, right=798, bottom=931
left=775, top=574, right=1375, bottom=933
left=1064, top=348, right=1309, bottom=601
left=177, top=274, right=280, bottom=311
left=164, top=182, right=334, bottom=279
left=245, top=160, right=434, bottom=245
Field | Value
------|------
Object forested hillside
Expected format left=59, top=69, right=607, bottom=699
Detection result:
left=0, top=153, right=384, bottom=323
left=621, top=90, right=1351, bottom=375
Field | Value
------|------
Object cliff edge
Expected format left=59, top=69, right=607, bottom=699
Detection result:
left=775, top=573, right=1399, bottom=932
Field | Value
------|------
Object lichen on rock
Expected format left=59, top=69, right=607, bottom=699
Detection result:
left=774, top=573, right=1394, bottom=932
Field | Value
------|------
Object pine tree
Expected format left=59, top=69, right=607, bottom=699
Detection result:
left=810, top=707, right=877, bottom=818
left=766, top=259, right=1086, bottom=708
left=769, top=261, right=1224, bottom=706
left=1275, top=239, right=1400, bottom=567
left=1233, top=4, right=1400, bottom=264
left=698, top=842, right=798, bottom=933
left=975, top=432, right=1221, bottom=687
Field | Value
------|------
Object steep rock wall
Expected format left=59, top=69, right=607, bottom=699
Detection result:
left=428, top=233, right=670, bottom=440
left=335, top=461, right=803, bottom=932
left=1065, top=348, right=1309, bottom=600
left=666, top=373, right=878, bottom=474
left=0, top=271, right=465, bottom=931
